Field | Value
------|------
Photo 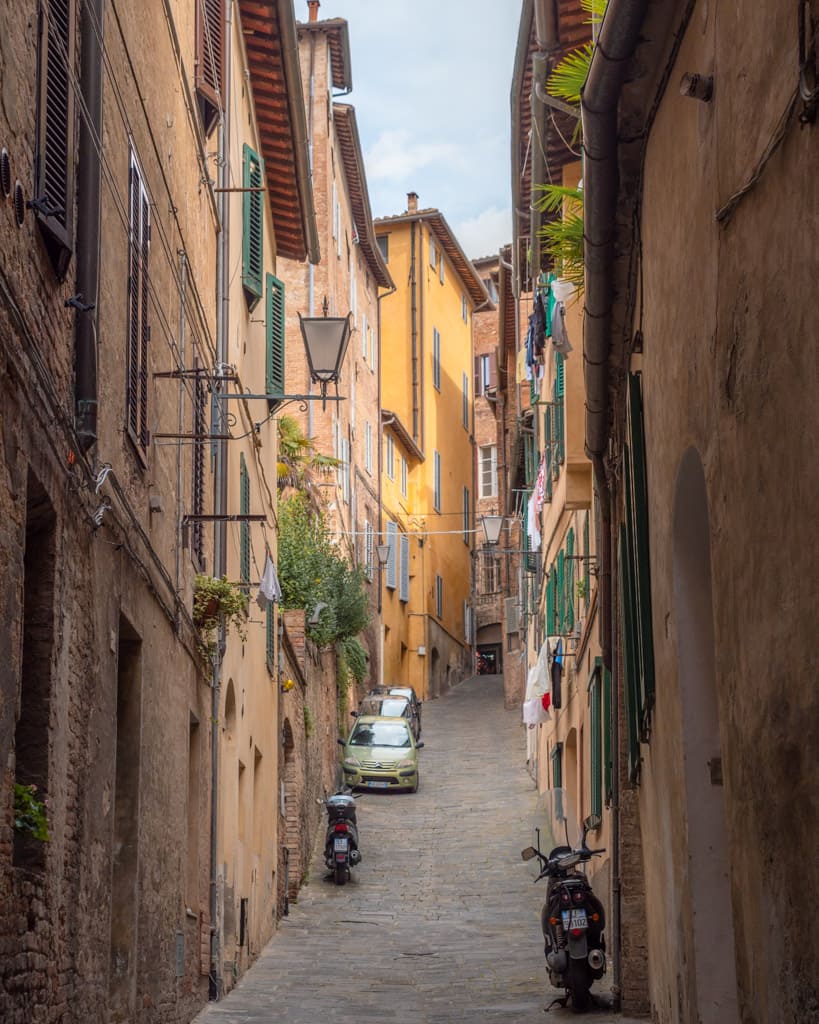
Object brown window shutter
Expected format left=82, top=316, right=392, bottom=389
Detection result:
left=488, top=350, right=498, bottom=390
left=195, top=0, right=223, bottom=136
left=474, top=355, right=481, bottom=398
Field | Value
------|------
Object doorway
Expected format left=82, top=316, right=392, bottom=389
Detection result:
left=672, top=447, right=739, bottom=1023
left=476, top=643, right=502, bottom=674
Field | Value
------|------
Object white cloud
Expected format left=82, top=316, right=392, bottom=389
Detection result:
left=454, top=206, right=512, bottom=260
left=364, top=130, right=463, bottom=182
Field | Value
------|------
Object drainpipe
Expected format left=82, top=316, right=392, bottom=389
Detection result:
left=410, top=220, right=419, bottom=440
left=307, top=30, right=316, bottom=436
left=210, top=0, right=233, bottom=1000
left=74, top=0, right=104, bottom=452
left=581, top=0, right=647, bottom=1009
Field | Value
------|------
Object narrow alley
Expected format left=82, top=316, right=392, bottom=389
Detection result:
left=194, top=676, right=640, bottom=1024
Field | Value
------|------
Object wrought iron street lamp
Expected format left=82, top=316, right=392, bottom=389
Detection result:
left=298, top=298, right=352, bottom=410
left=480, top=514, right=506, bottom=547
left=376, top=543, right=391, bottom=566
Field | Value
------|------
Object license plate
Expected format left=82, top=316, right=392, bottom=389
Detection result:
left=568, top=908, right=587, bottom=929
left=366, top=781, right=389, bottom=789
left=333, top=837, right=349, bottom=852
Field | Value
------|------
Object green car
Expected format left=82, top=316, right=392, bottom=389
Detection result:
left=338, top=716, right=424, bottom=793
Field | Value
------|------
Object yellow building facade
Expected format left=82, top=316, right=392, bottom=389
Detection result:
left=376, top=196, right=492, bottom=698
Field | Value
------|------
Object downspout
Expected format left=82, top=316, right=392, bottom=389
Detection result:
left=410, top=221, right=419, bottom=440
left=307, top=30, right=316, bottom=436
left=581, top=0, right=647, bottom=1008
left=210, top=0, right=233, bottom=1000
left=74, top=0, right=104, bottom=451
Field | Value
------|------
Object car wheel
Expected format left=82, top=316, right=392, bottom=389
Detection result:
left=409, top=774, right=419, bottom=794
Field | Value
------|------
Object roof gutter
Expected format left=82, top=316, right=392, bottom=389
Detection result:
left=279, top=0, right=320, bottom=264
left=580, top=0, right=647, bottom=460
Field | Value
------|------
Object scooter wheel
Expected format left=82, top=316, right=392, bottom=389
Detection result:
left=567, top=959, right=591, bottom=1013
left=334, top=863, right=348, bottom=886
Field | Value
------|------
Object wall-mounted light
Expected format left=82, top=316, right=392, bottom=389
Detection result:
left=298, top=297, right=352, bottom=410
left=376, top=544, right=391, bottom=566
left=480, top=514, right=505, bottom=546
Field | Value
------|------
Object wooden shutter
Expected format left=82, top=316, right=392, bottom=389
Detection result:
left=565, top=528, right=575, bottom=633
left=192, top=360, right=206, bottom=569
left=240, top=453, right=250, bottom=588
left=557, top=549, right=565, bottom=632
left=195, top=0, right=223, bottom=136
left=266, top=274, right=285, bottom=398
left=399, top=534, right=410, bottom=602
left=242, top=144, right=264, bottom=309
left=127, top=154, right=150, bottom=455
left=619, top=524, right=642, bottom=782
left=546, top=567, right=555, bottom=635
left=385, top=521, right=397, bottom=590
left=474, top=355, right=481, bottom=398
left=551, top=742, right=563, bottom=790
left=488, top=350, right=498, bottom=390
left=35, top=0, right=75, bottom=276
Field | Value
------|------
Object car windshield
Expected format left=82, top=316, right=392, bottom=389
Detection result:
left=379, top=698, right=409, bottom=716
left=349, top=721, right=411, bottom=748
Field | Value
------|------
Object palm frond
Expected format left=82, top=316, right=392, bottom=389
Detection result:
left=580, top=0, right=607, bottom=24
left=547, top=43, right=594, bottom=105
left=533, top=184, right=584, bottom=215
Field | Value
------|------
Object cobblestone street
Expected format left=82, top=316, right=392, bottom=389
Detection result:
left=194, top=675, right=645, bottom=1023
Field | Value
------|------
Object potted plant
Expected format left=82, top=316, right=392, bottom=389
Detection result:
left=193, top=574, right=248, bottom=655
left=13, top=783, right=50, bottom=841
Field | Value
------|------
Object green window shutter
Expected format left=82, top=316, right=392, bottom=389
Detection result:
left=557, top=549, right=565, bottom=633
left=551, top=742, right=563, bottom=790
left=544, top=407, right=553, bottom=501
left=524, top=432, right=536, bottom=487
left=546, top=567, right=556, bottom=635
left=242, top=144, right=264, bottom=309
left=555, top=351, right=565, bottom=397
left=530, top=375, right=539, bottom=405
left=566, top=528, right=575, bottom=633
left=240, top=452, right=250, bottom=588
left=266, top=603, right=275, bottom=675
left=583, top=512, right=591, bottom=599
left=619, top=525, right=642, bottom=782
left=626, top=372, right=656, bottom=724
left=265, top=273, right=285, bottom=398
left=589, top=663, right=602, bottom=819
left=603, top=664, right=612, bottom=803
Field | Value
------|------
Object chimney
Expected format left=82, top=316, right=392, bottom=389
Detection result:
left=307, top=1, right=319, bottom=22
left=407, top=191, right=418, bottom=214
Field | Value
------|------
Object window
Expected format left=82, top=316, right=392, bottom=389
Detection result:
left=399, top=534, right=410, bottom=602
left=265, top=274, right=285, bottom=400
left=462, top=372, right=469, bottom=428
left=429, top=236, right=436, bottom=268
left=463, top=602, right=472, bottom=643
left=385, top=521, right=397, bottom=589
left=385, top=433, right=395, bottom=479
left=35, top=0, right=76, bottom=278
left=339, top=436, right=349, bottom=503
left=365, top=421, right=372, bottom=474
left=432, top=328, right=441, bottom=390
left=439, top=256, right=445, bottom=284
left=362, top=313, right=368, bottom=359
left=363, top=521, right=374, bottom=580
left=462, top=486, right=470, bottom=544
left=551, top=742, right=563, bottom=790
left=435, top=576, right=443, bottom=618
left=239, top=452, right=250, bottom=589
left=400, top=455, right=408, bottom=497
left=433, top=450, right=441, bottom=512
left=368, top=324, right=376, bottom=371
left=376, top=234, right=388, bottom=263
left=462, top=293, right=468, bottom=323
left=242, top=144, right=264, bottom=309
left=479, top=445, right=498, bottom=499
left=475, top=353, right=495, bottom=397
left=481, top=551, right=499, bottom=594
left=126, top=150, right=151, bottom=455
left=195, top=0, right=223, bottom=136
left=191, top=362, right=206, bottom=569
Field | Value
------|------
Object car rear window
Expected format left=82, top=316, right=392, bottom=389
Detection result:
left=349, top=721, right=411, bottom=748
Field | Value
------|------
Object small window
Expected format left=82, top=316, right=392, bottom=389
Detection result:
left=265, top=274, right=285, bottom=401
left=386, top=433, right=395, bottom=480
left=376, top=235, right=389, bottom=263
left=399, top=534, right=410, bottom=602
left=433, top=451, right=441, bottom=512
left=462, top=293, right=468, bottom=323
left=400, top=455, right=408, bottom=498
left=362, top=313, right=368, bottom=360
left=439, top=256, right=445, bottom=285
left=435, top=575, right=443, bottom=618
left=479, top=445, right=498, bottom=499
left=432, top=328, right=441, bottom=390
left=363, top=521, right=374, bottom=580
left=126, top=150, right=151, bottom=456
left=385, top=521, right=397, bottom=590
left=365, top=421, right=372, bottom=474
left=429, top=236, right=437, bottom=268
left=195, top=0, right=224, bottom=137
left=462, top=486, right=470, bottom=544
left=462, top=372, right=469, bottom=428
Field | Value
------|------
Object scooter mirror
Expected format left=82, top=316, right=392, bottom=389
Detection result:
left=521, top=846, right=537, bottom=861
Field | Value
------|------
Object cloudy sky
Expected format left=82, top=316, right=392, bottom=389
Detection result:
left=325, top=0, right=520, bottom=259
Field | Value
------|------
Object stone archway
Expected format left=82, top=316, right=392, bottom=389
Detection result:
left=672, top=447, right=739, bottom=1023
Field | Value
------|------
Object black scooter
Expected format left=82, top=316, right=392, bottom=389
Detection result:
left=322, top=789, right=361, bottom=885
left=521, top=800, right=606, bottom=1013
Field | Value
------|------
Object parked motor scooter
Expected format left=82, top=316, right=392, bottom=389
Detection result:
left=521, top=788, right=607, bottom=1013
left=322, top=788, right=361, bottom=885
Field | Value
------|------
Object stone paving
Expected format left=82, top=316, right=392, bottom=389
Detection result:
left=194, top=674, right=647, bottom=1024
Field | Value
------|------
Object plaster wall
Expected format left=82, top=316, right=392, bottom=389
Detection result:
left=627, top=2, right=819, bottom=1021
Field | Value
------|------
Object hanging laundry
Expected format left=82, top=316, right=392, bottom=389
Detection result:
left=527, top=493, right=541, bottom=552
left=516, top=346, right=528, bottom=384
left=551, top=301, right=573, bottom=355
left=523, top=697, right=550, bottom=727
left=535, top=455, right=547, bottom=512
left=256, top=554, right=282, bottom=609
left=548, top=636, right=564, bottom=709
